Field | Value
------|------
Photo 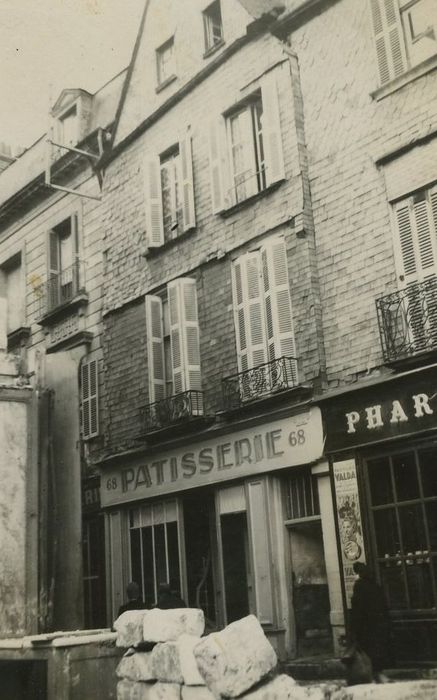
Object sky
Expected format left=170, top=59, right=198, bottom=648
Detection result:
left=0, top=0, right=145, bottom=152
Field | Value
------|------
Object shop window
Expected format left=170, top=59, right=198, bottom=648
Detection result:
left=156, top=37, right=176, bottom=87
left=369, top=0, right=437, bottom=86
left=208, top=71, right=284, bottom=212
left=144, top=134, right=195, bottom=248
left=145, top=278, right=202, bottom=404
left=129, top=500, right=181, bottom=608
left=366, top=447, right=437, bottom=612
left=203, top=1, right=223, bottom=52
left=231, top=237, right=297, bottom=388
left=0, top=253, right=23, bottom=334
left=284, top=468, right=320, bottom=521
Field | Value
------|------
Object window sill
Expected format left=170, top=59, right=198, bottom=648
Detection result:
left=37, top=291, right=88, bottom=327
left=371, top=54, right=437, bottom=101
left=203, top=39, right=225, bottom=59
left=155, top=74, right=178, bottom=94
left=144, top=226, right=196, bottom=257
left=7, top=326, right=31, bottom=351
left=219, top=179, right=285, bottom=218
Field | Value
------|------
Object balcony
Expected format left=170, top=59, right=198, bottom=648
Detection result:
left=139, top=390, right=205, bottom=436
left=222, top=355, right=299, bottom=411
left=376, top=278, right=437, bottom=366
left=37, top=261, right=87, bottom=323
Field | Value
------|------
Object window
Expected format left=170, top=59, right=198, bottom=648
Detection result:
left=81, top=358, right=99, bottom=439
left=156, top=37, right=176, bottom=86
left=129, top=501, right=182, bottom=608
left=146, top=278, right=202, bottom=403
left=284, top=468, right=321, bottom=521
left=58, top=104, right=78, bottom=147
left=231, top=237, right=297, bottom=379
left=48, top=214, right=80, bottom=310
left=145, top=134, right=196, bottom=248
left=209, top=71, right=284, bottom=211
left=203, top=1, right=223, bottom=52
left=0, top=253, right=23, bottom=334
left=370, top=0, right=437, bottom=85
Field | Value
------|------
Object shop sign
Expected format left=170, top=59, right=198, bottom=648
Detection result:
left=333, top=459, right=366, bottom=607
left=82, top=478, right=100, bottom=513
left=101, top=408, right=323, bottom=507
left=323, top=367, right=437, bottom=452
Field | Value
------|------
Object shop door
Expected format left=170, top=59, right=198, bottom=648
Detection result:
left=216, top=485, right=254, bottom=624
left=365, top=447, right=437, bottom=662
left=82, top=513, right=107, bottom=629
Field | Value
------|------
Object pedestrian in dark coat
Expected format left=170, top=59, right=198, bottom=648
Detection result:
left=156, top=582, right=186, bottom=609
left=118, top=581, right=147, bottom=616
left=350, top=562, right=391, bottom=682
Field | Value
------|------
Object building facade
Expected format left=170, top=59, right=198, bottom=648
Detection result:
left=0, top=71, right=125, bottom=631
left=88, top=0, right=436, bottom=665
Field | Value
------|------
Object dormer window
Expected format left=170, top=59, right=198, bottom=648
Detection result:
left=156, top=37, right=176, bottom=87
left=58, top=104, right=78, bottom=147
left=203, top=1, right=223, bottom=52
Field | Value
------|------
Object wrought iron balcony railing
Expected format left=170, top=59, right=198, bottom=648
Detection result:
left=140, top=390, right=204, bottom=434
left=38, top=261, right=83, bottom=317
left=222, top=355, right=298, bottom=410
left=376, top=277, right=437, bottom=364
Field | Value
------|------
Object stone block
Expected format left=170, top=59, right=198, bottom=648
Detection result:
left=178, top=634, right=205, bottom=685
left=151, top=642, right=183, bottom=683
left=194, top=615, right=277, bottom=697
left=117, top=650, right=155, bottom=682
left=241, top=675, right=297, bottom=698
left=331, top=680, right=437, bottom=700
left=181, top=687, right=215, bottom=700
left=117, top=679, right=153, bottom=700
left=149, top=682, right=181, bottom=700
left=143, top=608, right=205, bottom=642
left=115, top=610, right=147, bottom=648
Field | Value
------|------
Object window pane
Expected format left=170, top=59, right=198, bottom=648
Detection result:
left=399, top=503, right=427, bottom=553
left=374, top=508, right=400, bottom=556
left=130, top=528, right=142, bottom=593
left=167, top=521, right=181, bottom=596
left=425, top=502, right=437, bottom=550
left=392, top=452, right=419, bottom=501
left=406, top=562, right=434, bottom=609
left=154, top=523, right=167, bottom=589
left=367, top=457, right=393, bottom=505
left=419, top=448, right=437, bottom=497
left=142, top=527, right=154, bottom=608
left=379, top=562, right=408, bottom=609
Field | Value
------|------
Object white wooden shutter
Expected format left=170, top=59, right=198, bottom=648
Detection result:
left=144, top=156, right=164, bottom=247
left=48, top=229, right=60, bottom=309
left=168, top=278, right=202, bottom=409
left=232, top=252, right=268, bottom=373
left=71, top=212, right=80, bottom=290
left=145, top=295, right=166, bottom=403
left=262, top=237, right=298, bottom=382
left=369, top=0, right=406, bottom=85
left=81, top=358, right=99, bottom=439
left=208, top=118, right=226, bottom=213
left=393, top=194, right=437, bottom=285
left=261, top=71, right=285, bottom=186
left=179, top=133, right=196, bottom=231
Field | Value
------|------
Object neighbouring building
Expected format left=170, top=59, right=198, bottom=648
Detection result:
left=0, top=69, right=126, bottom=632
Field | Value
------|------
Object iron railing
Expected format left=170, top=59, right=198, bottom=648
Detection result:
left=376, top=277, right=437, bottom=363
left=222, top=355, right=298, bottom=410
left=140, top=390, right=204, bottom=433
left=38, top=261, right=83, bottom=316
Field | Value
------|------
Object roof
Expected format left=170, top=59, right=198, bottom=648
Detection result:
left=0, top=69, right=127, bottom=213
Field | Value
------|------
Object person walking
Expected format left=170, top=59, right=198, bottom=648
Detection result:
left=350, top=562, right=391, bottom=683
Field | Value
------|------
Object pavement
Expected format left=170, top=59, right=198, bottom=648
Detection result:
left=280, top=655, right=437, bottom=683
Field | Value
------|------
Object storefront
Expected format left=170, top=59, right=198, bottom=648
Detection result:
left=99, top=406, right=340, bottom=659
left=322, top=365, right=437, bottom=665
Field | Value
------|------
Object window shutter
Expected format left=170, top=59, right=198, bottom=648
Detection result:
left=168, top=278, right=202, bottom=411
left=261, top=72, right=285, bottom=186
left=393, top=195, right=437, bottom=285
left=179, top=133, right=196, bottom=231
left=71, top=212, right=80, bottom=291
left=238, top=108, right=258, bottom=200
left=48, top=229, right=60, bottom=310
left=81, top=358, right=99, bottom=439
left=208, top=118, right=226, bottom=213
left=144, top=156, right=164, bottom=247
left=232, top=252, right=268, bottom=372
left=369, top=0, right=406, bottom=85
left=262, top=238, right=298, bottom=383
left=145, top=295, right=166, bottom=403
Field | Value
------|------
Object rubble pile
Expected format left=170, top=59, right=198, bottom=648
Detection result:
left=114, top=610, right=437, bottom=700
